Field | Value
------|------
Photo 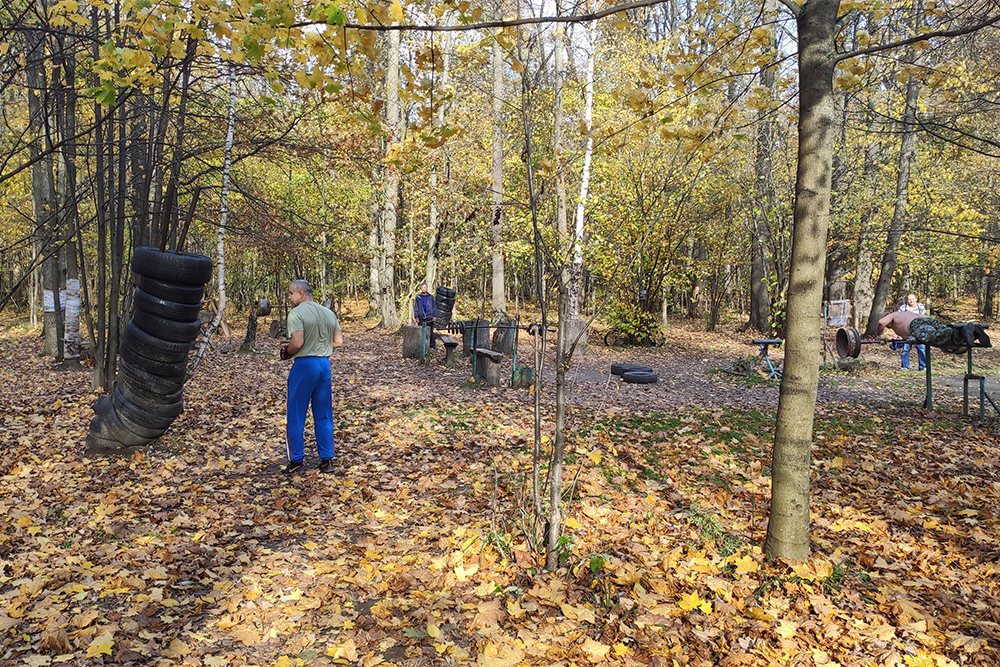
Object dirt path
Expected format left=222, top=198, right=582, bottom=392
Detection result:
left=345, top=318, right=999, bottom=418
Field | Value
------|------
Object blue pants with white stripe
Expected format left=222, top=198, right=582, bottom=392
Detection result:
left=286, top=356, right=334, bottom=463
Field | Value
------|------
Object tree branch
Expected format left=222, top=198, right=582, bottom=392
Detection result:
left=910, top=228, right=1000, bottom=244
left=295, top=0, right=671, bottom=32
left=836, top=13, right=1000, bottom=62
left=775, top=0, right=801, bottom=18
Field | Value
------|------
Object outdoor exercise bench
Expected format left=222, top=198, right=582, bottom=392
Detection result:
left=920, top=324, right=996, bottom=420
left=751, top=339, right=783, bottom=380
left=471, top=347, right=502, bottom=387
left=440, top=335, right=460, bottom=366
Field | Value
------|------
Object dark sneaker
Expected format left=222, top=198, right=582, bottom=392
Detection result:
left=283, top=461, right=305, bottom=475
left=319, top=459, right=334, bottom=474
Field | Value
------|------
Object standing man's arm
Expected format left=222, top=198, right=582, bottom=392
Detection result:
left=286, top=329, right=304, bottom=356
left=333, top=330, right=343, bottom=349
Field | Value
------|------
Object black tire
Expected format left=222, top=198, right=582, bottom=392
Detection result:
left=85, top=429, right=138, bottom=454
left=112, top=387, right=177, bottom=430
left=91, top=397, right=162, bottom=445
left=132, top=246, right=213, bottom=286
left=122, top=328, right=190, bottom=365
left=622, top=370, right=658, bottom=384
left=136, top=275, right=205, bottom=305
left=118, top=359, right=183, bottom=396
left=132, top=309, right=202, bottom=343
left=124, top=320, right=193, bottom=359
left=133, top=287, right=204, bottom=322
left=120, top=342, right=188, bottom=382
left=611, top=363, right=652, bottom=376
left=116, top=374, right=184, bottom=408
left=88, top=416, right=151, bottom=448
left=436, top=286, right=456, bottom=299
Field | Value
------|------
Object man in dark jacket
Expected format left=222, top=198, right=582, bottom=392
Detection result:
left=413, top=282, right=437, bottom=349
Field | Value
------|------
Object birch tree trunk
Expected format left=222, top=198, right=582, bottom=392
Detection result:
left=490, top=0, right=507, bottom=321
left=190, top=61, right=236, bottom=374
left=765, top=0, right=841, bottom=561
left=569, top=17, right=596, bottom=319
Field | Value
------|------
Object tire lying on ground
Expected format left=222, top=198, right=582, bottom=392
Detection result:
left=622, top=370, right=658, bottom=384
left=611, top=363, right=653, bottom=376
left=86, top=246, right=212, bottom=454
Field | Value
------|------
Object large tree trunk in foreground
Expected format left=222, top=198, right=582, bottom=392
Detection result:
left=765, top=0, right=841, bottom=561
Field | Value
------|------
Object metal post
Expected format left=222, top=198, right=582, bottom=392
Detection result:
left=924, top=345, right=933, bottom=409
left=420, top=321, right=426, bottom=362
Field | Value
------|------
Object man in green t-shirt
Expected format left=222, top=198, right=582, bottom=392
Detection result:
left=279, top=280, right=343, bottom=474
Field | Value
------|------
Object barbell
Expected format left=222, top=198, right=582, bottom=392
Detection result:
left=835, top=327, right=893, bottom=359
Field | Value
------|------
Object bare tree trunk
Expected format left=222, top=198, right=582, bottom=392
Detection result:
left=750, top=0, right=779, bottom=333
left=570, top=16, right=596, bottom=319
left=765, top=0, right=840, bottom=562
left=425, top=46, right=450, bottom=290
left=56, top=34, right=82, bottom=365
left=866, top=73, right=919, bottom=335
left=92, top=7, right=110, bottom=390
left=490, top=9, right=507, bottom=321
left=376, top=29, right=402, bottom=328
left=190, top=61, right=236, bottom=374
left=26, top=9, right=64, bottom=360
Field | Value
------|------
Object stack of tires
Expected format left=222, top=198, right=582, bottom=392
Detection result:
left=435, top=286, right=455, bottom=326
left=86, top=247, right=213, bottom=453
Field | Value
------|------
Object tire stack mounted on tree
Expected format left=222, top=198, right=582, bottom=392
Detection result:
left=86, top=247, right=213, bottom=453
left=435, top=286, right=455, bottom=327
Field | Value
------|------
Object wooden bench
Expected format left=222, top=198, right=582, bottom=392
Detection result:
left=471, top=347, right=502, bottom=387
left=440, top=335, right=460, bottom=366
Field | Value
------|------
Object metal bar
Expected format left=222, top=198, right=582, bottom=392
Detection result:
left=924, top=346, right=933, bottom=409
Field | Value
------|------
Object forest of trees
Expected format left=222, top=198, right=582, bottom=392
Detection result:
left=2, top=0, right=998, bottom=562
left=2, top=0, right=998, bottom=361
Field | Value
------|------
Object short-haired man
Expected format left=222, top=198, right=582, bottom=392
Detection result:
left=280, top=280, right=343, bottom=474
left=413, top=282, right=437, bottom=350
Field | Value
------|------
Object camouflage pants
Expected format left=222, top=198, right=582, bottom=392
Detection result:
left=909, top=317, right=959, bottom=347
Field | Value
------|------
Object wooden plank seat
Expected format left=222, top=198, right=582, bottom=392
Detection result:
left=471, top=347, right=502, bottom=386
left=441, top=335, right=460, bottom=366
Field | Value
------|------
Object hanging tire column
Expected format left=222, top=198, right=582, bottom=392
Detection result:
left=86, top=247, right=213, bottom=453
left=435, top=286, right=455, bottom=327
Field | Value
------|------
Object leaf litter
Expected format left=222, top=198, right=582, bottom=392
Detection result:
left=0, top=320, right=998, bottom=666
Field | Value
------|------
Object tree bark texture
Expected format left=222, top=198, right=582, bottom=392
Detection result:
left=377, top=29, right=402, bottom=329
left=765, top=0, right=841, bottom=562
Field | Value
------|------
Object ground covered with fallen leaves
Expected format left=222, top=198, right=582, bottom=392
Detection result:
left=2, top=314, right=1000, bottom=667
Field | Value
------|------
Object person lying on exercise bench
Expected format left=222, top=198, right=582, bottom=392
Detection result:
left=876, top=310, right=991, bottom=353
